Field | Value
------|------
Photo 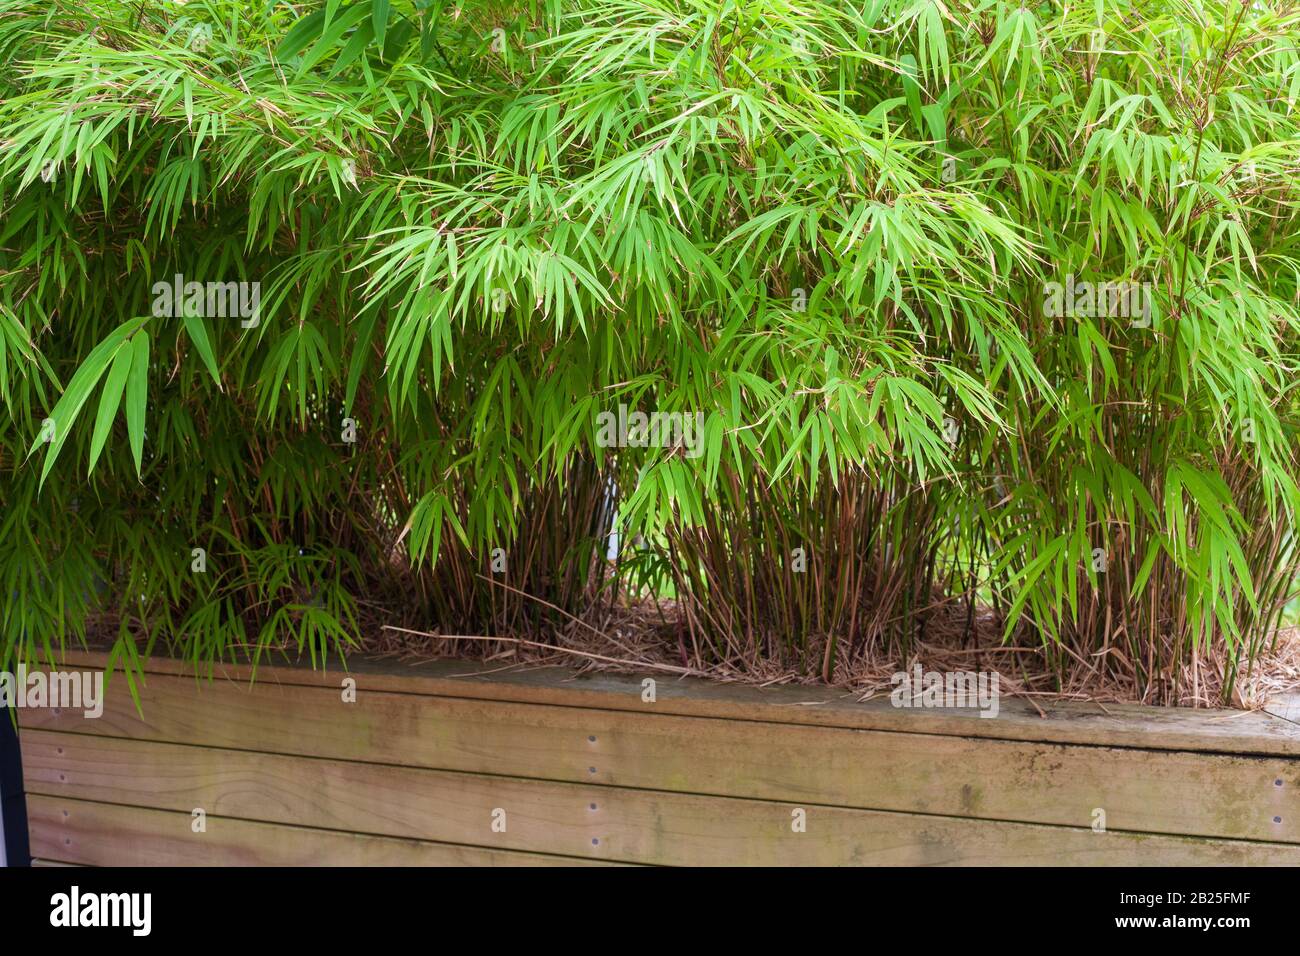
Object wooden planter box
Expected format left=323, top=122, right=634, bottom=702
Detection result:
left=16, top=650, right=1300, bottom=865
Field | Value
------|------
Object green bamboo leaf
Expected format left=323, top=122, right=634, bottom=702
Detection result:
left=899, top=54, right=923, bottom=133
left=277, top=9, right=328, bottom=60
left=372, top=0, right=390, bottom=50
left=27, top=318, right=145, bottom=488
left=181, top=311, right=222, bottom=386
left=87, top=342, right=132, bottom=475
left=125, top=331, right=149, bottom=476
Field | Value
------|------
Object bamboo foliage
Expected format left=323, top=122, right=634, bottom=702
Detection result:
left=0, top=0, right=1297, bottom=703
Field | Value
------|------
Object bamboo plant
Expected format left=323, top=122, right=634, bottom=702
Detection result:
left=0, top=0, right=1297, bottom=704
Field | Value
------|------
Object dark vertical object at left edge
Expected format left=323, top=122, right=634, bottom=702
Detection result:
left=0, top=709, right=31, bottom=866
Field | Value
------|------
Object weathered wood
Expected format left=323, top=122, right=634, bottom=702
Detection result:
left=25, top=795, right=614, bottom=867
left=22, top=735, right=1300, bottom=866
left=1265, top=692, right=1300, bottom=724
left=23, top=651, right=1300, bottom=865
left=20, top=670, right=1299, bottom=843
left=53, top=648, right=1300, bottom=756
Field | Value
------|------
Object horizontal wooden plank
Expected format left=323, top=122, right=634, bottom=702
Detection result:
left=25, top=795, right=613, bottom=867
left=24, top=736, right=1299, bottom=866
left=52, top=648, right=1300, bottom=756
left=21, top=671, right=1300, bottom=843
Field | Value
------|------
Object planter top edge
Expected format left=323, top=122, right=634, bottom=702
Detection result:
left=50, top=647, right=1300, bottom=757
